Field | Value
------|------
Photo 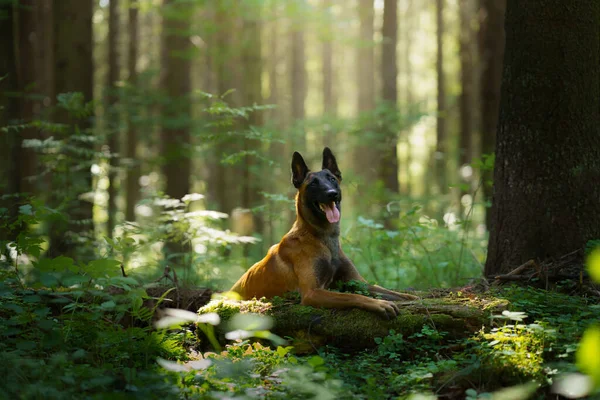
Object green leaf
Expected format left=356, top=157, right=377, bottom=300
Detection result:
left=307, top=355, right=325, bottom=368
left=100, top=300, right=116, bottom=310
left=87, top=258, right=121, bottom=277
left=18, top=204, right=33, bottom=215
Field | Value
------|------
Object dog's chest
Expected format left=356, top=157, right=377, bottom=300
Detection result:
left=314, top=237, right=341, bottom=288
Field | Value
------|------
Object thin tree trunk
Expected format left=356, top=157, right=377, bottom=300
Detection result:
left=458, top=0, right=475, bottom=216
left=106, top=0, right=120, bottom=237
left=484, top=0, right=600, bottom=276
left=160, top=0, right=192, bottom=262
left=321, top=0, right=336, bottom=145
left=435, top=0, right=447, bottom=200
left=15, top=0, right=38, bottom=196
left=354, top=0, right=378, bottom=198
left=213, top=0, right=237, bottom=215
left=379, top=0, right=399, bottom=229
left=290, top=21, right=307, bottom=151
left=479, top=0, right=505, bottom=228
left=240, top=1, right=263, bottom=254
left=48, top=0, right=94, bottom=259
left=125, top=0, right=139, bottom=222
left=403, top=0, right=413, bottom=196
left=357, top=0, right=375, bottom=113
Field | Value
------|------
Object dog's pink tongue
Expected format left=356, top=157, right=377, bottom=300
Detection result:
left=323, top=202, right=340, bottom=223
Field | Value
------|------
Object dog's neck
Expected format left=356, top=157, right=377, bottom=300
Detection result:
left=293, top=216, right=340, bottom=239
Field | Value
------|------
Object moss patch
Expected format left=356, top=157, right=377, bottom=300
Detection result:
left=198, top=292, right=508, bottom=352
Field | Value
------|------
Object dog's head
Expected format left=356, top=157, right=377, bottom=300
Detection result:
left=291, top=147, right=342, bottom=226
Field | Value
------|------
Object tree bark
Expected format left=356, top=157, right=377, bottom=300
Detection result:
left=356, top=0, right=375, bottom=113
left=106, top=0, right=120, bottom=237
left=435, top=0, right=447, bottom=198
left=458, top=0, right=475, bottom=216
left=290, top=16, right=307, bottom=152
left=160, top=0, right=192, bottom=261
left=484, top=0, right=600, bottom=276
left=379, top=0, right=399, bottom=228
left=0, top=1, right=20, bottom=247
left=321, top=0, right=336, bottom=145
left=125, top=0, right=140, bottom=222
left=48, top=0, right=94, bottom=260
left=240, top=1, right=263, bottom=252
left=402, top=0, right=414, bottom=196
left=354, top=0, right=378, bottom=200
left=479, top=0, right=505, bottom=228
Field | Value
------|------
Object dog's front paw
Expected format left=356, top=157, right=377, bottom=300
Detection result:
left=370, top=299, right=399, bottom=319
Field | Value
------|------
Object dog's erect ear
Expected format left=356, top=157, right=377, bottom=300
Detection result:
left=291, top=151, right=310, bottom=188
left=322, top=147, right=342, bottom=181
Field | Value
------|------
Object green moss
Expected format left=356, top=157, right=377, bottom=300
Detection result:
left=197, top=294, right=500, bottom=352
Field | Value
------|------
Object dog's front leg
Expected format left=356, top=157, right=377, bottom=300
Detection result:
left=300, top=287, right=399, bottom=319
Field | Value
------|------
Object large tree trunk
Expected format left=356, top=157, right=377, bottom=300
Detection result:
left=458, top=0, right=475, bottom=216
left=125, top=0, right=140, bottom=222
left=435, top=0, right=447, bottom=200
left=0, top=1, right=20, bottom=247
left=160, top=0, right=192, bottom=261
left=479, top=0, right=505, bottom=229
left=484, top=0, right=600, bottom=276
left=379, top=0, right=399, bottom=228
left=106, top=0, right=120, bottom=237
left=48, top=0, right=94, bottom=260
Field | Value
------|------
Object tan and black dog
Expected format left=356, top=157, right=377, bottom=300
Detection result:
left=231, top=148, right=417, bottom=318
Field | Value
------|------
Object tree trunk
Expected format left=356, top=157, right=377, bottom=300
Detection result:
left=125, top=0, right=139, bottom=222
left=290, top=19, right=307, bottom=151
left=106, top=0, right=120, bottom=237
left=379, top=0, right=399, bottom=228
left=458, top=0, right=475, bottom=216
left=484, top=0, right=600, bottom=277
left=479, top=0, right=505, bottom=228
left=321, top=0, right=336, bottom=145
left=435, top=0, right=447, bottom=199
left=402, top=0, right=414, bottom=197
left=240, top=1, right=263, bottom=253
left=0, top=1, right=20, bottom=247
left=48, top=0, right=94, bottom=260
left=356, top=0, right=375, bottom=113
left=160, top=0, right=192, bottom=261
left=212, top=0, right=238, bottom=215
left=354, top=0, right=378, bottom=204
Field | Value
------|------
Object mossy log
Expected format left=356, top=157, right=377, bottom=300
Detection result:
left=198, top=292, right=509, bottom=352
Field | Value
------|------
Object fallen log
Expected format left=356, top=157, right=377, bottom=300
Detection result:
left=198, top=292, right=509, bottom=352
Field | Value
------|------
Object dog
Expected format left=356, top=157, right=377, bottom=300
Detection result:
left=230, top=147, right=417, bottom=318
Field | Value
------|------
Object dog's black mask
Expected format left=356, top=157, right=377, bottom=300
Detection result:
left=291, top=147, right=342, bottom=224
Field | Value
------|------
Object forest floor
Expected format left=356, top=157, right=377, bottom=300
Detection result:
left=2, top=267, right=599, bottom=399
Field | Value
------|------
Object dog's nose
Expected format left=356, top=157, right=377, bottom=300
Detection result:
left=326, top=190, right=339, bottom=201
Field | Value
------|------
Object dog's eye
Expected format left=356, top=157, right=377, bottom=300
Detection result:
left=329, top=176, right=336, bottom=183
left=310, top=180, right=318, bottom=187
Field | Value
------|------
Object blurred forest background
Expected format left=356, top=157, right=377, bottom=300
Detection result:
left=1, top=0, right=504, bottom=290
